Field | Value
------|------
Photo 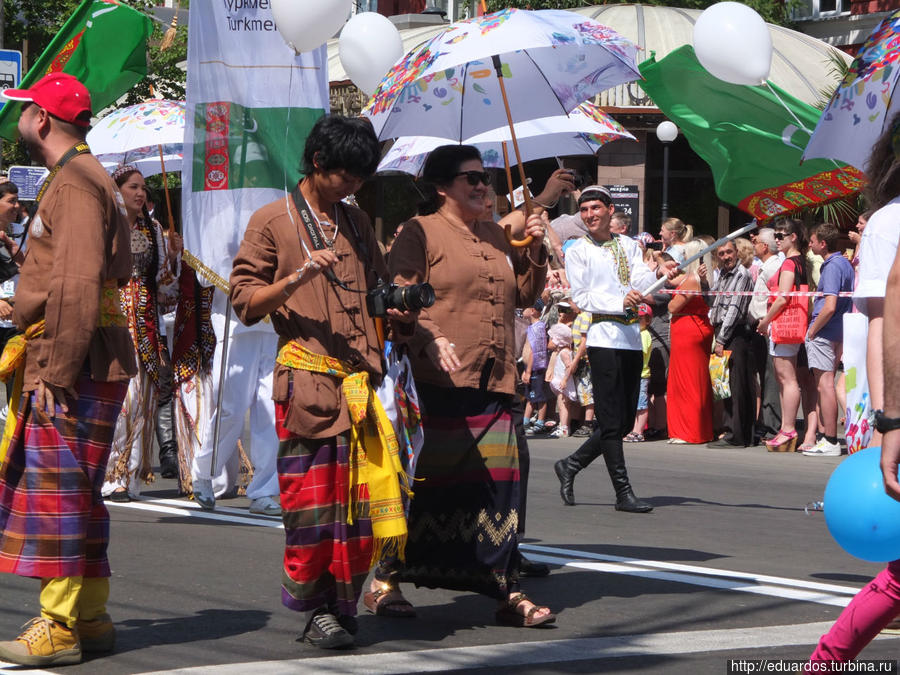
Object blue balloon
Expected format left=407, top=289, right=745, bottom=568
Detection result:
left=824, top=447, right=900, bottom=562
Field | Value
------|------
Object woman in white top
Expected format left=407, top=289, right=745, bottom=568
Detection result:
left=658, top=217, right=693, bottom=265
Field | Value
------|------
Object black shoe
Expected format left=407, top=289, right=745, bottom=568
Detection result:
left=107, top=489, right=131, bottom=503
left=554, top=459, right=576, bottom=506
left=615, top=489, right=653, bottom=513
left=304, top=610, right=354, bottom=649
left=706, top=438, right=743, bottom=449
left=159, top=453, right=178, bottom=479
left=519, top=553, right=550, bottom=578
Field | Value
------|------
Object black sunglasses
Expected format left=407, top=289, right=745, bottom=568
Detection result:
left=774, top=232, right=786, bottom=240
left=454, top=170, right=491, bottom=186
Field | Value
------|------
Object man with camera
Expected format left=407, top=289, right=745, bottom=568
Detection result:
left=229, top=115, right=414, bottom=650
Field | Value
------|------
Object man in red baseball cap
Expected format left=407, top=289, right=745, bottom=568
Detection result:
left=0, top=72, right=136, bottom=666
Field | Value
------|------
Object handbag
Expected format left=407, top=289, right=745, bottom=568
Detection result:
left=0, top=249, right=18, bottom=284
left=376, top=342, right=424, bottom=478
left=709, top=351, right=732, bottom=401
left=766, top=260, right=809, bottom=345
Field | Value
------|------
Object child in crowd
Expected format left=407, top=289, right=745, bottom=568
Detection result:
left=625, top=304, right=653, bottom=442
left=548, top=323, right=578, bottom=439
left=522, top=306, right=550, bottom=434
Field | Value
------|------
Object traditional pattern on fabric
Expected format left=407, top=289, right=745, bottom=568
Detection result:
left=105, top=364, right=157, bottom=489
left=584, top=234, right=631, bottom=287
left=171, top=266, right=215, bottom=386
left=276, top=340, right=408, bottom=562
left=401, top=384, right=520, bottom=600
left=0, top=374, right=127, bottom=578
left=275, top=403, right=373, bottom=617
left=120, top=215, right=178, bottom=389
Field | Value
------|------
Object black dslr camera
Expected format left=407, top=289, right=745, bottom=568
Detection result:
left=366, top=281, right=435, bottom=318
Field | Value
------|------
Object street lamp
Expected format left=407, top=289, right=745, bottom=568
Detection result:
left=655, top=120, right=678, bottom=224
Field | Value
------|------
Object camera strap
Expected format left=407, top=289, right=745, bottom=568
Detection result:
left=290, top=183, right=378, bottom=286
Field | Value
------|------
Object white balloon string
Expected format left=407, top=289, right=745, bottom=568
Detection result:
left=763, top=81, right=814, bottom=136
left=281, top=59, right=313, bottom=261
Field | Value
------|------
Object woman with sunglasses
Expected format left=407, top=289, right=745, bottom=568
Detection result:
left=756, top=218, right=809, bottom=452
left=387, top=144, right=555, bottom=627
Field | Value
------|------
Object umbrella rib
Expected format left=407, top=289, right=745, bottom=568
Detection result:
left=458, top=61, right=470, bottom=143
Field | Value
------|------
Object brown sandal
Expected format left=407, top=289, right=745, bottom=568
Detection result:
left=495, top=592, right=556, bottom=628
left=363, top=584, right=416, bottom=618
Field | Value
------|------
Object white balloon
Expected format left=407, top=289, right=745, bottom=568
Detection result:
left=271, top=0, right=352, bottom=54
left=339, top=12, right=404, bottom=95
left=692, top=2, right=773, bottom=86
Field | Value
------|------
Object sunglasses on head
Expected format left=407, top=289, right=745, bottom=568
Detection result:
left=454, top=170, right=491, bottom=186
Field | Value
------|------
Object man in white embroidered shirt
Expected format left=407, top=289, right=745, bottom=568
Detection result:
left=555, top=186, right=676, bottom=511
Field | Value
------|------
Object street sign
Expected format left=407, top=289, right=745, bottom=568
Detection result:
left=604, top=184, right=640, bottom=232
left=8, top=166, right=49, bottom=201
left=0, top=50, right=22, bottom=93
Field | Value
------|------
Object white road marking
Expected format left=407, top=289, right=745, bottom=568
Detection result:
left=112, top=498, right=860, bottom=607
left=136, top=621, right=898, bottom=674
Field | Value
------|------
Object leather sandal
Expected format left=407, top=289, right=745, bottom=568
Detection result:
left=363, top=584, right=416, bottom=618
left=495, top=592, right=556, bottom=628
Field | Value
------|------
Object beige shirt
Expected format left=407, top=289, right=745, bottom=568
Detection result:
left=230, top=197, right=387, bottom=439
left=389, top=213, right=547, bottom=395
left=14, top=152, right=136, bottom=391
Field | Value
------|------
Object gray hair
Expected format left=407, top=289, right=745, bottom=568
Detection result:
left=757, top=227, right=777, bottom=253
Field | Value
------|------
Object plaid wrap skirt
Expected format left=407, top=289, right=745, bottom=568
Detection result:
left=0, top=373, right=127, bottom=578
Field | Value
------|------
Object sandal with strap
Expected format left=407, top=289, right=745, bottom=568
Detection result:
left=363, top=583, right=416, bottom=618
left=495, top=592, right=556, bottom=628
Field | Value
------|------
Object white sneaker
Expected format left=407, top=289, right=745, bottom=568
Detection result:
left=550, top=426, right=569, bottom=439
left=802, top=438, right=841, bottom=457
left=249, top=495, right=282, bottom=516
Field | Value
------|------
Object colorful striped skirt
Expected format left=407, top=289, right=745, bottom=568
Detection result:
left=275, top=401, right=373, bottom=617
left=401, top=383, right=521, bottom=600
left=0, top=373, right=127, bottom=579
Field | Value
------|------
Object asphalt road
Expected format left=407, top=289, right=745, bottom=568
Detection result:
left=1, top=436, right=897, bottom=674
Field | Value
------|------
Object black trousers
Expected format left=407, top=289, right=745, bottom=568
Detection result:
left=722, top=329, right=755, bottom=445
left=512, top=378, right=530, bottom=536
left=568, top=347, right=642, bottom=469
left=754, top=336, right=782, bottom=435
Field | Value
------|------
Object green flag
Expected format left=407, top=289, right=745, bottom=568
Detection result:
left=638, top=46, right=864, bottom=221
left=0, top=0, right=153, bottom=141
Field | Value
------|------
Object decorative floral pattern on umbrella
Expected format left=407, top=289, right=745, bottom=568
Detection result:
left=87, top=99, right=185, bottom=177
left=364, top=8, right=640, bottom=142
left=802, top=11, right=900, bottom=171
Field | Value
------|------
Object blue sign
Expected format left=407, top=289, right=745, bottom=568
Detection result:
left=0, top=50, right=22, bottom=92
left=8, top=166, right=49, bottom=201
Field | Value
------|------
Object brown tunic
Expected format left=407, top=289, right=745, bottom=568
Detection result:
left=14, top=152, right=136, bottom=391
left=388, top=213, right=547, bottom=395
left=230, top=197, right=386, bottom=439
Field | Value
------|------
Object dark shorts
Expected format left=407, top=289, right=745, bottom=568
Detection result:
left=527, top=370, right=549, bottom=404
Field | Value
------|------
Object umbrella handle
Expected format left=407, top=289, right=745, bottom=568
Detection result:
left=494, top=57, right=533, bottom=249
left=500, top=141, right=532, bottom=248
left=158, top=144, right=175, bottom=234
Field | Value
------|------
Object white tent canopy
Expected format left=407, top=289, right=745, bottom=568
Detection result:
left=326, top=4, right=850, bottom=108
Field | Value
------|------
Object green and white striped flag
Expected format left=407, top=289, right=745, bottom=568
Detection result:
left=182, top=2, right=329, bottom=289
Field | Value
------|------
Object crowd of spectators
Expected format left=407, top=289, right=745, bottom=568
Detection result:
left=518, top=203, right=860, bottom=455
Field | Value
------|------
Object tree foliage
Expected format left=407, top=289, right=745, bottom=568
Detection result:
left=482, top=0, right=794, bottom=27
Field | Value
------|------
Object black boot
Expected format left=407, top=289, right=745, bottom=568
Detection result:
left=554, top=458, right=578, bottom=506
left=601, top=441, right=653, bottom=513
left=156, top=399, right=179, bottom=479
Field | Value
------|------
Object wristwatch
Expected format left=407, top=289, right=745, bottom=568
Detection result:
left=874, top=410, right=900, bottom=434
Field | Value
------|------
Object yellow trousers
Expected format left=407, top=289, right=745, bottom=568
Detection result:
left=39, top=577, right=108, bottom=628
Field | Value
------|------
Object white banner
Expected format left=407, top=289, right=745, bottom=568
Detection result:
left=182, top=0, right=329, bottom=290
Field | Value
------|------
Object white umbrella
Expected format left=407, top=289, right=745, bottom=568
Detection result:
left=378, top=103, right=635, bottom=176
left=88, top=99, right=184, bottom=177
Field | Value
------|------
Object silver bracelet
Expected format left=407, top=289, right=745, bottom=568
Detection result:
left=283, top=261, right=315, bottom=298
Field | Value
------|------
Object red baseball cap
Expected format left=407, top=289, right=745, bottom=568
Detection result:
left=2, top=73, right=92, bottom=127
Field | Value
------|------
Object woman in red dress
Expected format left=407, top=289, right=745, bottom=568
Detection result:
left=666, top=240, right=714, bottom=444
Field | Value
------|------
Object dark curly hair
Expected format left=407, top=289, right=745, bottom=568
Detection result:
left=417, top=144, right=483, bottom=216
left=301, top=115, right=380, bottom=179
